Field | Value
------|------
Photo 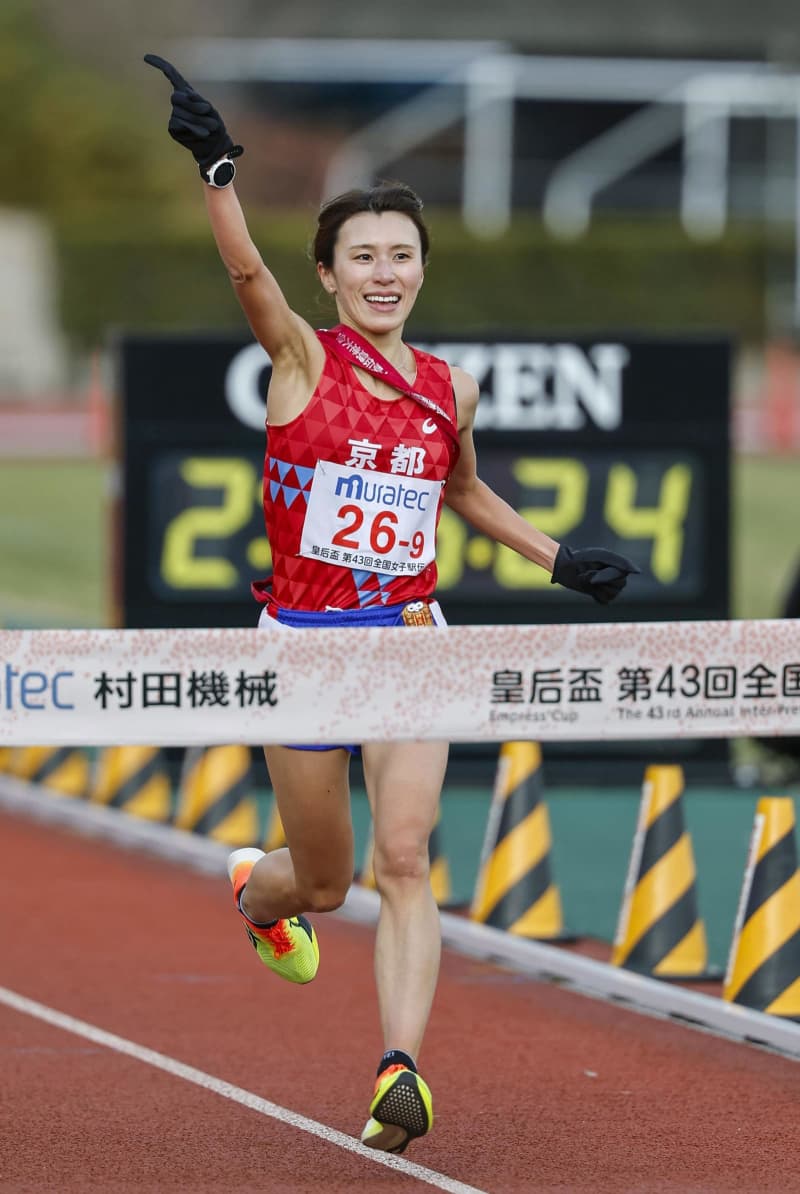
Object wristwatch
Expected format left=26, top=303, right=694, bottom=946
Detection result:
left=202, top=156, right=236, bottom=188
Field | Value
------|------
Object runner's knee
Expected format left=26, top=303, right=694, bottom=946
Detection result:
left=373, top=837, right=430, bottom=887
left=295, top=857, right=353, bottom=911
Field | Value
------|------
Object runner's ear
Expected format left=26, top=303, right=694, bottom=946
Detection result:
left=317, top=262, right=335, bottom=294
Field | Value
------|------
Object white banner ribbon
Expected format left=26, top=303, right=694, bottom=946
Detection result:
left=1, top=620, right=799, bottom=746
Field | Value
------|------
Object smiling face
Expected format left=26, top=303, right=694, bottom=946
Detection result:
left=317, top=210, right=425, bottom=336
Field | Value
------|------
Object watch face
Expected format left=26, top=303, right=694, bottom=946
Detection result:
left=211, top=160, right=235, bottom=187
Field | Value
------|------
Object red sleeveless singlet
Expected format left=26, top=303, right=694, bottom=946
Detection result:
left=253, top=337, right=460, bottom=613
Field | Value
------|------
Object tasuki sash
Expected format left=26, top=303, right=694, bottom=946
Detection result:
left=316, top=324, right=461, bottom=451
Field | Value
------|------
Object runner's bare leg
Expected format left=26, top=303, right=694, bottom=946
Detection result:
left=240, top=745, right=354, bottom=922
left=362, top=740, right=449, bottom=1058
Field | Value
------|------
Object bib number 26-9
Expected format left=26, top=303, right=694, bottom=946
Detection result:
left=299, top=460, right=442, bottom=576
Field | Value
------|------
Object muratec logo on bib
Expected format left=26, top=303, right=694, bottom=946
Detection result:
left=334, top=472, right=431, bottom=511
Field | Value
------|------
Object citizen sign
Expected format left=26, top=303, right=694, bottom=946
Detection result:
left=225, top=341, right=630, bottom=432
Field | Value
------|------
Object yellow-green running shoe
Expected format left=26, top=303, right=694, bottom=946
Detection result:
left=360, top=1065, right=433, bottom=1154
left=227, top=847, right=319, bottom=985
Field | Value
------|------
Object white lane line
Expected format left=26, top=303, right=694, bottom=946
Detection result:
left=0, top=985, right=486, bottom=1194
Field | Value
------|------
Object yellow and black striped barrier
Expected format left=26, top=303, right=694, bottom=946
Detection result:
left=612, top=764, right=715, bottom=979
left=470, top=740, right=570, bottom=940
left=428, top=816, right=453, bottom=906
left=91, top=746, right=172, bottom=822
left=174, top=745, right=259, bottom=846
left=360, top=825, right=377, bottom=890
left=724, top=796, right=800, bottom=1019
left=7, top=746, right=89, bottom=798
left=360, top=813, right=453, bottom=906
left=262, top=797, right=287, bottom=852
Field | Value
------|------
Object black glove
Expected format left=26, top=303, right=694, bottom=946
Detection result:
left=551, top=544, right=640, bottom=605
left=144, top=53, right=243, bottom=176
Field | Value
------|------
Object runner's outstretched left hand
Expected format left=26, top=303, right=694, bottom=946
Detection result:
left=551, top=545, right=640, bottom=605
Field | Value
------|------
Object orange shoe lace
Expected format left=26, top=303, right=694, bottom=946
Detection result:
left=260, top=919, right=294, bottom=959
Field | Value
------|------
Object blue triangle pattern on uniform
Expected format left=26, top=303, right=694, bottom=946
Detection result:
left=272, top=459, right=314, bottom=491
left=294, top=464, right=316, bottom=490
left=351, top=569, right=373, bottom=607
left=352, top=568, right=397, bottom=608
left=281, top=486, right=303, bottom=509
left=269, top=478, right=308, bottom=509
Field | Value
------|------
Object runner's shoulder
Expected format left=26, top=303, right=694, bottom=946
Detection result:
left=450, top=367, right=479, bottom=428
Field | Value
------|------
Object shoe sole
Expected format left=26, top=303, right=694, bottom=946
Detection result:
left=363, top=1071, right=431, bottom=1153
left=361, top=1118, right=410, bottom=1154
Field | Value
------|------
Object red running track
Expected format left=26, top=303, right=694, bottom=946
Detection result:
left=2, top=809, right=799, bottom=1193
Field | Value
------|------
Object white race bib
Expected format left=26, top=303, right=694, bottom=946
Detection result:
left=299, top=460, right=442, bottom=577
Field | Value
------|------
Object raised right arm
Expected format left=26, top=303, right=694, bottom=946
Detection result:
left=203, top=183, right=322, bottom=377
left=144, top=53, right=324, bottom=408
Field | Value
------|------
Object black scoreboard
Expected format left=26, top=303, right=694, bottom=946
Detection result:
left=119, top=333, right=729, bottom=632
